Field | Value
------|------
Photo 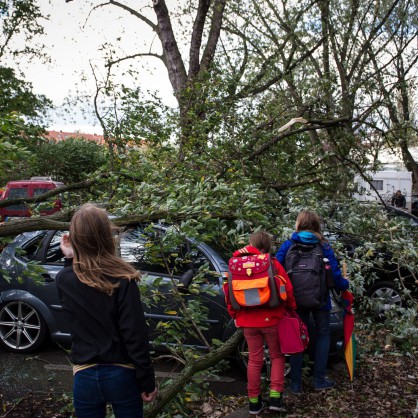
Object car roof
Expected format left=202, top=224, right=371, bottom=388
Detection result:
left=384, top=205, right=418, bottom=225
left=5, top=180, right=63, bottom=186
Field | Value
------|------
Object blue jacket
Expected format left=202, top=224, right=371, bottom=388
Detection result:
left=275, top=232, right=349, bottom=310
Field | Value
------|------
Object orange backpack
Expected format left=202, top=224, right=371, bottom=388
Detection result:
left=228, top=253, right=286, bottom=310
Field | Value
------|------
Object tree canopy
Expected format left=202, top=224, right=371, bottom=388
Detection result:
left=0, top=1, right=417, bottom=415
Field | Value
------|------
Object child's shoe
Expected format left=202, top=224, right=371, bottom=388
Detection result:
left=249, top=395, right=265, bottom=415
left=290, top=382, right=302, bottom=394
left=313, top=376, right=336, bottom=391
left=269, top=395, right=287, bottom=412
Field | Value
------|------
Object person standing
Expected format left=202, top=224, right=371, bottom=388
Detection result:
left=224, top=231, right=297, bottom=414
left=56, top=204, right=157, bottom=418
left=276, top=210, right=349, bottom=393
left=391, top=190, right=406, bottom=209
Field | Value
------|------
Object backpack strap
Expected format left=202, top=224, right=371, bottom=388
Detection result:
left=276, top=274, right=287, bottom=300
left=267, top=255, right=280, bottom=307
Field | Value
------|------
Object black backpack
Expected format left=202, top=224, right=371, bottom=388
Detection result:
left=284, top=241, right=327, bottom=309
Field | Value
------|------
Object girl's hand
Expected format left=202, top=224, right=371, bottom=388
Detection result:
left=60, top=234, right=74, bottom=259
left=141, top=388, right=158, bottom=402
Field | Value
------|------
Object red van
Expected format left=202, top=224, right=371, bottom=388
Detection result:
left=0, top=177, right=65, bottom=221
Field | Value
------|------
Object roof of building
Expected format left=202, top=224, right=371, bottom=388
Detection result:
left=46, top=130, right=105, bottom=144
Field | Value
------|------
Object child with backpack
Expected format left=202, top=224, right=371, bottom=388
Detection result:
left=275, top=210, right=349, bottom=393
left=224, top=231, right=296, bottom=415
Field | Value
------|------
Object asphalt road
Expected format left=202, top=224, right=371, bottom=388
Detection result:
left=0, top=343, right=247, bottom=402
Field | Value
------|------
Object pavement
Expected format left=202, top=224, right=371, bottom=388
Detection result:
left=223, top=407, right=249, bottom=417
left=223, top=404, right=287, bottom=417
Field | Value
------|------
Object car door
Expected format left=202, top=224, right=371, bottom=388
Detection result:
left=27, top=230, right=70, bottom=338
left=119, top=225, right=228, bottom=349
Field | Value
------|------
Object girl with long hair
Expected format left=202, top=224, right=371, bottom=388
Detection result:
left=56, top=204, right=157, bottom=417
left=276, top=209, right=349, bottom=393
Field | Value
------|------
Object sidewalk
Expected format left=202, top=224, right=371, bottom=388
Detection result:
left=223, top=406, right=249, bottom=417
left=223, top=405, right=288, bottom=417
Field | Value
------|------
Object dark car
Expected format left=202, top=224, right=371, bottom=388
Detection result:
left=0, top=224, right=345, bottom=366
left=326, top=204, right=418, bottom=316
left=411, top=195, right=418, bottom=217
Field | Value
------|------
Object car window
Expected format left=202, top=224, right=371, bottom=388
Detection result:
left=5, top=188, right=29, bottom=211
left=7, top=188, right=29, bottom=199
left=119, top=226, right=214, bottom=277
left=45, top=231, right=67, bottom=264
left=33, top=188, right=52, bottom=197
left=18, top=232, right=48, bottom=261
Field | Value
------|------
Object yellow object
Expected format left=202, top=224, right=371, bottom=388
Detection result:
left=342, top=260, right=347, bottom=279
left=345, top=336, right=355, bottom=381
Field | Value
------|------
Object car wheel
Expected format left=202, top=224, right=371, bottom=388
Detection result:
left=237, top=338, right=291, bottom=377
left=367, top=280, right=402, bottom=316
left=0, top=301, right=47, bottom=353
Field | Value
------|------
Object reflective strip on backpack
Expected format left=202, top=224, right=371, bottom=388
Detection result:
left=232, top=277, right=271, bottom=306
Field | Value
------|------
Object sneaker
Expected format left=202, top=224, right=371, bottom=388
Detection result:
left=290, top=382, right=302, bottom=394
left=269, top=395, right=287, bottom=412
left=313, top=377, right=336, bottom=391
left=249, top=395, right=265, bottom=415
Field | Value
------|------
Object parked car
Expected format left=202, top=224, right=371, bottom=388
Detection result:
left=411, top=194, right=418, bottom=217
left=325, top=204, right=418, bottom=316
left=0, top=224, right=345, bottom=367
left=0, top=177, right=65, bottom=222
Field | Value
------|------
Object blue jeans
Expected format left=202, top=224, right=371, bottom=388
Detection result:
left=73, top=365, right=143, bottom=418
left=290, top=309, right=330, bottom=385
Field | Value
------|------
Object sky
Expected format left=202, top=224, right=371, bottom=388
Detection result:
left=14, top=1, right=177, bottom=134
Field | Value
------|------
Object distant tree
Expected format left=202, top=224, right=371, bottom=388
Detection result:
left=0, top=67, right=50, bottom=119
left=33, top=137, right=108, bottom=184
left=0, top=0, right=52, bottom=184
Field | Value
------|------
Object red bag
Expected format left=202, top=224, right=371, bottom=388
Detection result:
left=277, top=310, right=309, bottom=354
left=228, top=254, right=281, bottom=310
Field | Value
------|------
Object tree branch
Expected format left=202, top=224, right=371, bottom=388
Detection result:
left=189, top=0, right=211, bottom=77
left=106, top=52, right=164, bottom=68
left=247, top=116, right=351, bottom=160
left=145, top=329, right=244, bottom=418
left=108, top=0, right=157, bottom=31
left=153, top=0, right=187, bottom=97
left=200, top=0, right=227, bottom=72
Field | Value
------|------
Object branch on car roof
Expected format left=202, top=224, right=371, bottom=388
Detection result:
left=0, top=209, right=239, bottom=238
left=0, top=210, right=73, bottom=237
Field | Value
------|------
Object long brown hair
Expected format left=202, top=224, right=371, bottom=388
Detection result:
left=69, top=203, right=140, bottom=294
left=295, top=210, right=325, bottom=242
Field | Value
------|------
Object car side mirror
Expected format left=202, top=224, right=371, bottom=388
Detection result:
left=178, top=269, right=194, bottom=293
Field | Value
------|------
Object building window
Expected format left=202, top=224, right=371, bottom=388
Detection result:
left=370, top=180, right=383, bottom=190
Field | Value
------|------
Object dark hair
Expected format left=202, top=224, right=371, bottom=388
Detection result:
left=249, top=231, right=273, bottom=254
left=69, top=203, right=140, bottom=295
left=295, top=210, right=325, bottom=241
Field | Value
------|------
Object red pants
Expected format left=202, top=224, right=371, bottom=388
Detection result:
left=244, top=326, right=285, bottom=398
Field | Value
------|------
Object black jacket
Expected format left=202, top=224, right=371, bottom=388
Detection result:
left=391, top=194, right=406, bottom=208
left=56, top=259, right=155, bottom=393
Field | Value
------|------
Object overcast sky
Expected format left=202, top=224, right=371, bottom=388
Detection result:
left=19, top=1, right=176, bottom=134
